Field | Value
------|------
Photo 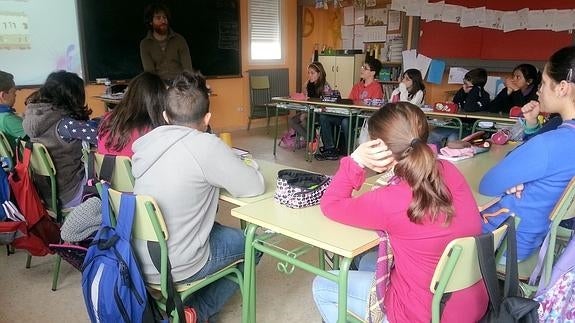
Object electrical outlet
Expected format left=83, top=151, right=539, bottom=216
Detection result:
left=237, top=106, right=244, bottom=112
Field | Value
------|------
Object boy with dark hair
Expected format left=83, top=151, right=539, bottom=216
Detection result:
left=316, top=57, right=384, bottom=160
left=453, top=68, right=491, bottom=112
left=131, top=71, right=264, bottom=322
left=428, top=68, right=492, bottom=149
left=0, top=70, right=26, bottom=149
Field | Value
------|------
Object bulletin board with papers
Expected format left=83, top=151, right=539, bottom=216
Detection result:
left=415, top=0, right=574, bottom=61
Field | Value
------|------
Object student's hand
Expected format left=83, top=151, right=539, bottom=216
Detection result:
left=351, top=139, right=394, bottom=173
left=505, top=183, right=524, bottom=199
left=521, top=100, right=540, bottom=127
left=505, top=77, right=519, bottom=93
left=398, top=82, right=407, bottom=93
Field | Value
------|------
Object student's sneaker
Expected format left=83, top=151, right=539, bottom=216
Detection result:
left=324, top=148, right=340, bottom=161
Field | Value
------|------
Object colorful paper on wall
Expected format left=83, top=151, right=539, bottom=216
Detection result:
left=426, top=59, right=445, bottom=84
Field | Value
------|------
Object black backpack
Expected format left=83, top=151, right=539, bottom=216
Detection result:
left=476, top=216, right=539, bottom=323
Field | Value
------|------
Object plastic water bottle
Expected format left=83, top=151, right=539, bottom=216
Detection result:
left=104, top=79, right=112, bottom=97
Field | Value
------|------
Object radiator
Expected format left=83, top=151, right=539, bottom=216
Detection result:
left=248, top=68, right=290, bottom=100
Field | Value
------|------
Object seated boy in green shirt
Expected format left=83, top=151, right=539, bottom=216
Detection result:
left=0, top=70, right=26, bottom=150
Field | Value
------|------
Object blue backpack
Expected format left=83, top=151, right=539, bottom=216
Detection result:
left=81, top=184, right=156, bottom=323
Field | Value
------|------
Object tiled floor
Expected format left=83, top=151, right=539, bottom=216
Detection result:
left=0, top=126, right=346, bottom=323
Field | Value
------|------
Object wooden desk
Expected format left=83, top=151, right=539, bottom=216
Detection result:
left=231, top=197, right=379, bottom=323
left=94, top=95, right=122, bottom=111
left=219, top=159, right=289, bottom=207
left=453, top=143, right=516, bottom=207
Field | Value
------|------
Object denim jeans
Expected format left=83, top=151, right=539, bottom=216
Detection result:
left=312, top=253, right=386, bottom=323
left=427, top=127, right=459, bottom=150
left=180, top=222, right=250, bottom=322
left=319, top=114, right=349, bottom=150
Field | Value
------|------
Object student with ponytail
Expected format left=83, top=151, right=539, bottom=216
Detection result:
left=312, top=102, right=487, bottom=323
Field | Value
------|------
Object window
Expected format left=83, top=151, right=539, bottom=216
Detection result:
left=249, top=0, right=282, bottom=61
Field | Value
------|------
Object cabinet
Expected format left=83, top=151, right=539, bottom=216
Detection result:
left=318, top=54, right=364, bottom=98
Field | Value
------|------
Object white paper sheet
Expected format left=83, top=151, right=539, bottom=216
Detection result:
left=354, top=8, right=365, bottom=25
left=459, top=7, right=476, bottom=28
left=341, top=25, right=354, bottom=40
left=517, top=8, right=529, bottom=30
left=473, top=7, right=486, bottom=27
left=364, top=26, right=387, bottom=42
left=387, top=10, right=402, bottom=32
left=448, top=67, right=469, bottom=84
left=482, top=9, right=502, bottom=30
left=441, top=4, right=461, bottom=24
left=527, top=10, right=547, bottom=30
left=353, top=37, right=364, bottom=50
left=405, top=0, right=423, bottom=17
left=343, top=6, right=354, bottom=26
left=342, top=39, right=354, bottom=50
left=552, top=9, right=574, bottom=32
left=502, top=11, right=522, bottom=32
left=354, top=24, right=365, bottom=39
left=402, top=49, right=418, bottom=70
left=390, top=0, right=408, bottom=12
left=416, top=53, right=432, bottom=79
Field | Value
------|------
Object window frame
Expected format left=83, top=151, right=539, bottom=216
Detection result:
left=248, top=0, right=284, bottom=64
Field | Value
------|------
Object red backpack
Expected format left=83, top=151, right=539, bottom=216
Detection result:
left=7, top=142, right=60, bottom=256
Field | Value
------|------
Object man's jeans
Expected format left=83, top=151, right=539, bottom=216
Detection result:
left=180, top=222, right=251, bottom=322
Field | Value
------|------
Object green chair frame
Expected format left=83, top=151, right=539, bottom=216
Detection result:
left=429, top=223, right=508, bottom=323
left=106, top=187, right=244, bottom=323
left=19, top=141, right=66, bottom=291
left=0, top=131, right=14, bottom=170
left=497, top=177, right=575, bottom=297
left=248, top=75, right=287, bottom=133
left=93, top=153, right=135, bottom=192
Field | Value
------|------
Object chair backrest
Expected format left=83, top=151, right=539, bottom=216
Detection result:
left=250, top=75, right=270, bottom=90
left=20, top=141, right=60, bottom=218
left=20, top=141, right=56, bottom=177
left=94, top=153, right=135, bottom=192
left=429, top=223, right=508, bottom=322
left=106, top=187, right=171, bottom=298
left=538, top=176, right=575, bottom=286
left=106, top=187, right=169, bottom=243
left=0, top=131, right=13, bottom=169
left=250, top=75, right=272, bottom=106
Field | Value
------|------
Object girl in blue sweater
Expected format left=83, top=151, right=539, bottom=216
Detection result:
left=480, top=46, right=575, bottom=261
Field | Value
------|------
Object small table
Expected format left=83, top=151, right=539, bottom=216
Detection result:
left=231, top=197, right=379, bottom=323
left=94, top=94, right=123, bottom=111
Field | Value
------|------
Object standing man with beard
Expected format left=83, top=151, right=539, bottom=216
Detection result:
left=140, top=3, right=193, bottom=83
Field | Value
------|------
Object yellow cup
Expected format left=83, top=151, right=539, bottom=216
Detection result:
left=219, top=132, right=233, bottom=147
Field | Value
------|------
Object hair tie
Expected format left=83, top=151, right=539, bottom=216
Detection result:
left=567, top=68, right=574, bottom=83
left=410, top=138, right=421, bottom=148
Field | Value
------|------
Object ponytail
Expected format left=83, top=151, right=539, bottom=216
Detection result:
left=394, top=138, right=454, bottom=224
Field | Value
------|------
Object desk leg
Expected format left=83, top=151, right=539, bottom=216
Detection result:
left=337, top=257, right=352, bottom=323
left=347, top=112, right=354, bottom=156
left=307, top=107, right=316, bottom=162
left=243, top=223, right=258, bottom=323
left=273, top=107, right=280, bottom=158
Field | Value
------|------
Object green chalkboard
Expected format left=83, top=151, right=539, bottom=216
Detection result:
left=79, top=0, right=241, bottom=81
